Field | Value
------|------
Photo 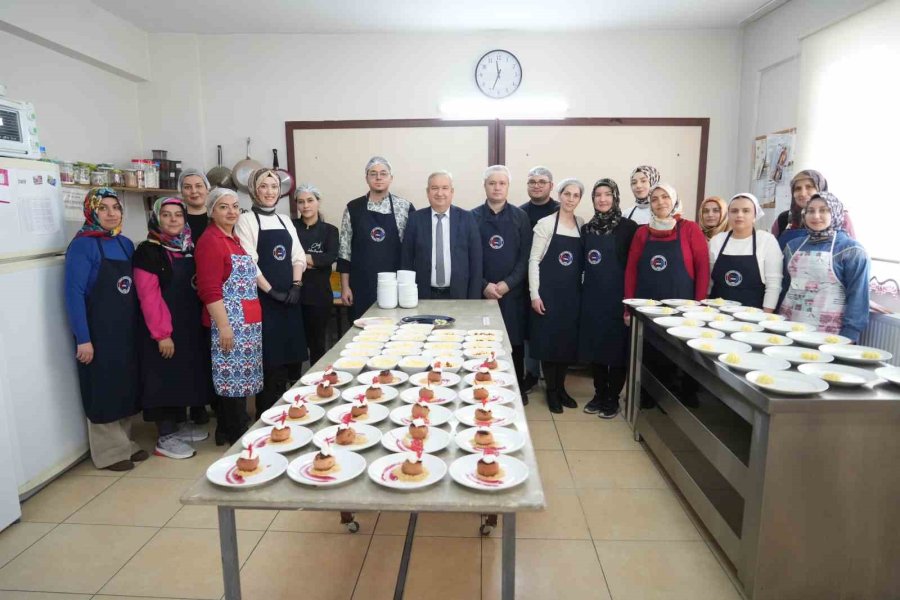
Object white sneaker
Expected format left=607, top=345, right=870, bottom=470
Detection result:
left=154, top=434, right=196, bottom=459
left=175, top=423, right=209, bottom=443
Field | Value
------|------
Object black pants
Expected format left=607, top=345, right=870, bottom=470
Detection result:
left=541, top=361, right=570, bottom=395
left=217, top=396, right=250, bottom=445
left=430, top=287, right=451, bottom=299
left=143, top=406, right=187, bottom=436
left=510, top=344, right=525, bottom=383
left=591, top=363, right=627, bottom=411
left=302, top=303, right=331, bottom=366
left=256, top=362, right=302, bottom=419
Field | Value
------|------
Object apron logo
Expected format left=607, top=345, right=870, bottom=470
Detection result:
left=650, top=255, right=668, bottom=272
left=488, top=235, right=505, bottom=250
left=725, top=270, right=743, bottom=287
left=308, top=242, right=323, bottom=253
left=558, top=251, right=574, bottom=266
left=587, top=249, right=602, bottom=265
left=190, top=274, right=198, bottom=290
left=272, top=245, right=287, bottom=261
left=370, top=227, right=386, bottom=242
left=116, top=275, right=133, bottom=294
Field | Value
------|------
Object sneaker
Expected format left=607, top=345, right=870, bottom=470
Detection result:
left=583, top=397, right=603, bottom=414
left=174, top=423, right=209, bottom=443
left=598, top=406, right=620, bottom=419
left=154, top=434, right=196, bottom=459
left=521, top=373, right=539, bottom=393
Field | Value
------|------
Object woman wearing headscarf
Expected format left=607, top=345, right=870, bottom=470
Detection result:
left=773, top=170, right=857, bottom=246
left=708, top=194, right=782, bottom=311
left=133, top=198, right=209, bottom=459
left=779, top=192, right=870, bottom=341
left=578, top=179, right=637, bottom=418
left=195, top=188, right=261, bottom=445
left=292, top=184, right=339, bottom=365
left=699, top=196, right=730, bottom=241
left=65, top=188, right=145, bottom=471
left=622, top=165, right=660, bottom=225
left=179, top=168, right=212, bottom=241
left=529, top=179, right=585, bottom=413
left=235, top=169, right=307, bottom=419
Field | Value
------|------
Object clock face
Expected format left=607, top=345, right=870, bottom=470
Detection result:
left=475, top=49, right=522, bottom=99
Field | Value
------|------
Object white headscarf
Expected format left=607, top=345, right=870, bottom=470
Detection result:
left=647, top=183, right=681, bottom=231
left=728, top=193, right=765, bottom=218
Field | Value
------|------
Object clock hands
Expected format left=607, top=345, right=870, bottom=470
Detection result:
left=492, top=59, right=502, bottom=90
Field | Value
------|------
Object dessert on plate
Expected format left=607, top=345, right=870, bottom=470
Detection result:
left=395, top=439, right=428, bottom=481
left=483, top=353, right=498, bottom=370
left=365, top=378, right=383, bottom=400
left=475, top=398, right=493, bottom=423
left=411, top=399, right=431, bottom=420
left=351, top=397, right=369, bottom=419
left=316, top=380, right=335, bottom=399
left=288, top=397, right=308, bottom=420
left=322, top=365, right=339, bottom=384
left=419, top=383, right=435, bottom=401
left=408, top=417, right=428, bottom=440
left=427, top=362, right=443, bottom=383
left=477, top=453, right=501, bottom=479
left=236, top=446, right=260, bottom=474
left=474, top=366, right=492, bottom=383
left=335, top=423, right=356, bottom=445
left=312, top=445, right=337, bottom=473
left=378, top=369, right=394, bottom=384
left=269, top=416, right=291, bottom=443
left=473, top=426, right=495, bottom=448
left=473, top=385, right=489, bottom=401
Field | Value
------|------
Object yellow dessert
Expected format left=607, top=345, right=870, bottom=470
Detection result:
left=791, top=325, right=807, bottom=332
left=702, top=307, right=716, bottom=313
left=661, top=307, right=675, bottom=314
left=700, top=332, right=715, bottom=339
left=861, top=351, right=881, bottom=359
left=741, top=325, right=754, bottom=332
left=767, top=336, right=784, bottom=344
left=699, top=343, right=713, bottom=351
left=756, top=374, right=775, bottom=385
left=765, top=315, right=780, bottom=321
left=822, top=372, right=843, bottom=382
left=724, top=353, right=742, bottom=365
left=683, top=320, right=699, bottom=326
left=801, top=352, right=820, bottom=361
left=824, top=335, right=841, bottom=343
left=714, top=315, right=728, bottom=321
left=710, top=298, right=726, bottom=305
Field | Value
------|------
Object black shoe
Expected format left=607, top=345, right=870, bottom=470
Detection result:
left=560, top=390, right=577, bottom=409
left=598, top=405, right=620, bottom=419
left=583, top=396, right=603, bottom=414
left=190, top=406, right=210, bottom=425
left=521, top=373, right=539, bottom=393
left=215, top=430, right=228, bottom=446
left=521, top=390, right=529, bottom=406
left=130, top=450, right=149, bottom=462
left=546, top=390, right=563, bottom=414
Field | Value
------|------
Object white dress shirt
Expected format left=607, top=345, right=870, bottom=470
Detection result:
left=622, top=203, right=651, bottom=225
left=431, top=208, right=452, bottom=287
left=708, top=229, right=783, bottom=309
left=235, top=210, right=307, bottom=270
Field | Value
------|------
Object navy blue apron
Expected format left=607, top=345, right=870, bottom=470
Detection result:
left=479, top=202, right=526, bottom=345
left=139, top=254, right=207, bottom=409
left=76, top=238, right=140, bottom=424
left=710, top=231, right=765, bottom=308
left=528, top=212, right=583, bottom=362
left=636, top=222, right=693, bottom=301
left=348, top=194, right=402, bottom=320
left=578, top=229, right=628, bottom=367
left=254, top=211, right=308, bottom=368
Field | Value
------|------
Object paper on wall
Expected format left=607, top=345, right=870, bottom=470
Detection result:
left=13, top=169, right=62, bottom=235
left=62, top=187, right=85, bottom=222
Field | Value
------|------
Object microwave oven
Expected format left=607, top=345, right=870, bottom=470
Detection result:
left=0, top=96, right=41, bottom=159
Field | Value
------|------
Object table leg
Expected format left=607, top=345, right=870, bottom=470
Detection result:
left=217, top=506, right=241, bottom=600
left=502, top=513, right=516, bottom=600
left=626, top=317, right=644, bottom=439
left=393, top=512, right=418, bottom=600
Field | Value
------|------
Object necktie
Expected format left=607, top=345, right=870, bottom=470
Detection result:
left=435, top=213, right=446, bottom=287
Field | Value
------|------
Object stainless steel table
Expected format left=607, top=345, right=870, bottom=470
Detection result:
left=181, top=300, right=546, bottom=600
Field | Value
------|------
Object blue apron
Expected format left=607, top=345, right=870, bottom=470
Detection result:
left=479, top=202, right=526, bottom=345
left=348, top=194, right=402, bottom=320
left=254, top=211, right=307, bottom=368
left=636, top=222, right=693, bottom=301
left=710, top=231, right=765, bottom=308
left=578, top=229, right=628, bottom=366
left=528, top=212, right=583, bottom=362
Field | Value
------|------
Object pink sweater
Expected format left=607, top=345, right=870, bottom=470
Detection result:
left=134, top=251, right=185, bottom=341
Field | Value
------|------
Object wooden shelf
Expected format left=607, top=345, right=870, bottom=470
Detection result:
left=62, top=183, right=178, bottom=194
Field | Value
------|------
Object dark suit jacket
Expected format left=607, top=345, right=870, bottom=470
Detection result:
left=401, top=205, right=483, bottom=299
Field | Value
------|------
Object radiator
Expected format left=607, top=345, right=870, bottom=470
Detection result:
left=859, top=313, right=900, bottom=366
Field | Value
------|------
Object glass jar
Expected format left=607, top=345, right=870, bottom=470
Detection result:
left=74, top=163, right=91, bottom=185
left=59, top=162, right=75, bottom=184
left=124, top=170, right=138, bottom=188
left=90, top=170, right=109, bottom=186
left=110, top=169, right=125, bottom=187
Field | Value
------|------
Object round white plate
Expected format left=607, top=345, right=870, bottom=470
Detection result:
left=390, top=333, right=428, bottom=343
left=287, top=450, right=366, bottom=487
left=422, top=342, right=463, bottom=353
left=653, top=316, right=687, bottom=328
left=356, top=370, right=409, bottom=386
left=390, top=403, right=453, bottom=426
left=636, top=306, right=680, bottom=316
left=340, top=384, right=400, bottom=404
left=241, top=425, right=313, bottom=453
left=399, top=385, right=457, bottom=405
left=819, top=344, right=893, bottom=365
left=344, top=341, right=385, bottom=352
left=731, top=331, right=793, bottom=348
left=383, top=341, right=424, bottom=351
left=366, top=357, right=402, bottom=371
left=462, top=341, right=504, bottom=352
left=381, top=426, right=451, bottom=453
left=464, top=335, right=504, bottom=344
left=720, top=304, right=761, bottom=314
left=352, top=333, right=391, bottom=343
left=280, top=386, right=340, bottom=406
left=702, top=298, right=741, bottom=307
left=875, top=366, right=900, bottom=386
left=667, top=326, right=725, bottom=341
left=464, top=347, right=508, bottom=360
left=682, top=311, right=733, bottom=323
left=761, top=320, right=815, bottom=334
left=260, top=403, right=326, bottom=427
left=326, top=402, right=390, bottom=425
left=339, top=347, right=380, bottom=358
left=717, top=352, right=791, bottom=372
left=734, top=312, right=786, bottom=323
left=313, top=424, right=382, bottom=451
left=331, top=358, right=368, bottom=375
left=467, top=329, right=505, bottom=337
left=463, top=358, right=511, bottom=373
left=746, top=370, right=829, bottom=395
left=368, top=453, right=447, bottom=490
left=787, top=331, right=852, bottom=347
left=449, top=454, right=529, bottom=491
left=762, top=346, right=834, bottom=364
left=408, top=371, right=462, bottom=387
left=709, top=320, right=764, bottom=333
left=797, top=363, right=880, bottom=388
left=455, top=404, right=516, bottom=427
left=300, top=370, right=353, bottom=387
left=427, top=334, right=467, bottom=343
left=661, top=299, right=701, bottom=308
left=397, top=322, right=435, bottom=332
left=622, top=298, right=660, bottom=307
left=206, top=450, right=287, bottom=488
left=458, top=386, right=518, bottom=405
left=423, top=355, right=465, bottom=373
left=686, top=338, right=752, bottom=356
left=354, top=316, right=395, bottom=329
left=677, top=305, right=719, bottom=314
left=462, top=371, right=516, bottom=387
left=397, top=357, right=432, bottom=374
left=455, top=426, right=525, bottom=454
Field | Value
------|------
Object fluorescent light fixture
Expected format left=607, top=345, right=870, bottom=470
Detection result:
left=439, top=97, right=568, bottom=120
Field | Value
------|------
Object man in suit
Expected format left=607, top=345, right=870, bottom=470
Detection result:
left=401, top=171, right=483, bottom=300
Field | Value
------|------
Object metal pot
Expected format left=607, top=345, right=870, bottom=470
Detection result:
left=232, top=137, right=264, bottom=192
left=272, top=149, right=295, bottom=199
left=206, top=145, right=236, bottom=190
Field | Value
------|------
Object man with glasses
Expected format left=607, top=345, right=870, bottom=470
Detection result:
left=337, top=156, right=415, bottom=320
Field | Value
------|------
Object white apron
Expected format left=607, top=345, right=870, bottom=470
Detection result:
left=778, top=235, right=846, bottom=334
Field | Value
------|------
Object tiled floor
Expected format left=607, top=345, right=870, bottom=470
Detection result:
left=0, top=371, right=745, bottom=600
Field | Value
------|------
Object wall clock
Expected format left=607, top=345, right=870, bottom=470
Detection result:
left=475, top=49, right=522, bottom=99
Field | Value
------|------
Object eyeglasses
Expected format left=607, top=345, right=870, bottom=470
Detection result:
left=527, top=180, right=551, bottom=186
left=367, top=171, right=391, bottom=179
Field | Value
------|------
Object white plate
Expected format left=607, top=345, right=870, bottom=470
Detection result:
left=399, top=385, right=457, bottom=405
left=313, top=424, right=383, bottom=451
left=686, top=338, right=752, bottom=356
left=241, top=425, right=313, bottom=453
left=636, top=305, right=680, bottom=316
left=462, top=341, right=504, bottom=351
left=260, top=403, right=326, bottom=427
left=717, top=352, right=791, bottom=372
left=389, top=403, right=453, bottom=426
left=734, top=312, right=785, bottom=323
left=331, top=358, right=368, bottom=375
left=206, top=450, right=287, bottom=488
left=464, top=347, right=508, bottom=360
left=455, top=404, right=516, bottom=427
left=622, top=298, right=660, bottom=307
left=797, top=363, right=880, bottom=388
left=397, top=323, right=435, bottom=333
left=356, top=370, right=409, bottom=386
left=380, top=347, right=420, bottom=358
left=368, top=453, right=447, bottom=489
left=381, top=426, right=451, bottom=453
left=787, top=331, right=852, bottom=347
left=286, top=450, right=366, bottom=487
left=462, top=358, right=511, bottom=372
left=466, top=329, right=505, bottom=337
left=730, top=331, right=793, bottom=348
left=449, top=454, right=529, bottom=491
left=425, top=356, right=464, bottom=373
left=366, top=356, right=401, bottom=371
left=677, top=305, right=719, bottom=314
left=390, top=333, right=428, bottom=342
left=667, top=326, right=725, bottom=341
left=709, top=320, right=764, bottom=334
left=280, top=386, right=340, bottom=406
left=344, top=341, right=384, bottom=352
left=720, top=304, right=761, bottom=315
left=427, top=334, right=467, bottom=343
left=462, top=371, right=516, bottom=387
left=746, top=370, right=829, bottom=395
left=661, top=299, right=701, bottom=308
left=299, top=370, right=353, bottom=387
left=653, top=316, right=688, bottom=328
left=383, top=341, right=424, bottom=351
left=354, top=316, right=395, bottom=328
left=326, top=402, right=390, bottom=425
left=455, top=426, right=525, bottom=454
left=408, top=371, right=462, bottom=387
left=339, top=347, right=381, bottom=357
left=761, top=320, right=816, bottom=334
left=464, top=336, right=504, bottom=345
left=458, top=386, right=518, bottom=405
left=352, top=333, right=391, bottom=343
left=397, top=357, right=432, bottom=374
left=702, top=298, right=741, bottom=307
left=340, top=384, right=400, bottom=404
left=875, top=366, right=900, bottom=386
left=819, top=344, right=893, bottom=365
left=762, top=346, right=834, bottom=364
left=682, top=311, right=732, bottom=322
